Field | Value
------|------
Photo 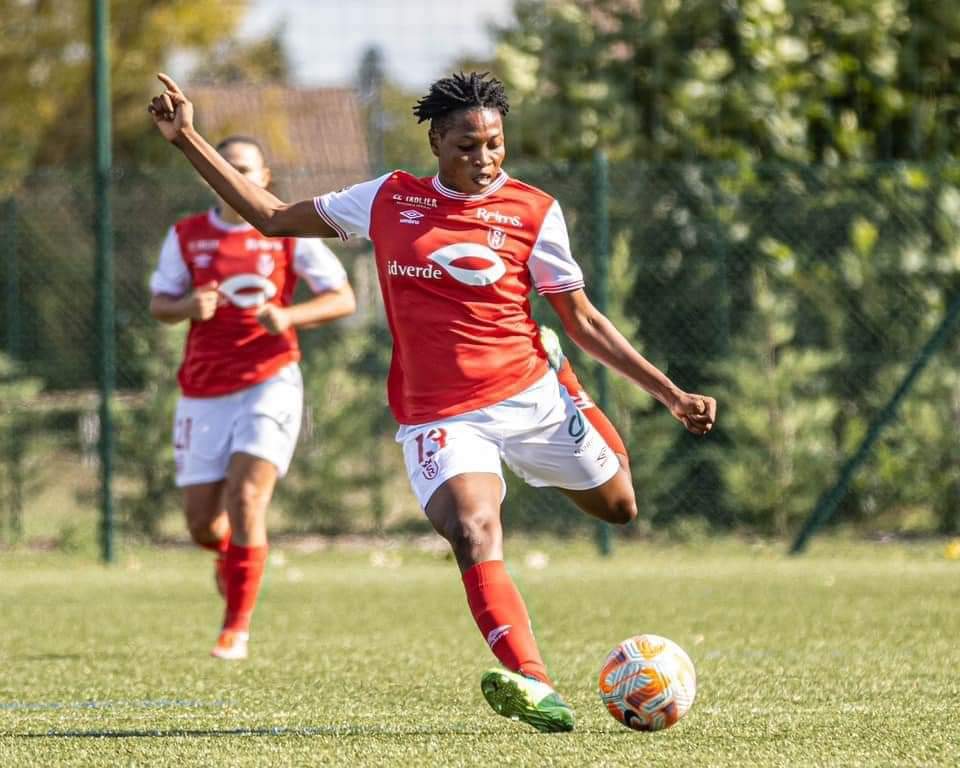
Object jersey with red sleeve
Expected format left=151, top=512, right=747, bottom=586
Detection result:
left=150, top=209, right=347, bottom=397
left=314, top=171, right=584, bottom=425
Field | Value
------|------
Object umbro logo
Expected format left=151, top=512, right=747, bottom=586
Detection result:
left=399, top=209, right=425, bottom=225
left=486, top=625, right=512, bottom=648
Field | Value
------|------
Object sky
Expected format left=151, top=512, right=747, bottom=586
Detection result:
left=241, top=0, right=516, bottom=88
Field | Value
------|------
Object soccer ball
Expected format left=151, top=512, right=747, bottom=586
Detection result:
left=598, top=634, right=697, bottom=731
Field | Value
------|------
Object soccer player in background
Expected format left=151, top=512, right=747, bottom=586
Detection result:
left=148, top=135, right=356, bottom=660
left=149, top=73, right=715, bottom=729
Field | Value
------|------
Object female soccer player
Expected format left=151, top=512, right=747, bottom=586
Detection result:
left=149, top=72, right=715, bottom=728
left=149, top=135, right=356, bottom=660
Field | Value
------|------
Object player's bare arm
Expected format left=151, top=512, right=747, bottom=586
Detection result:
left=546, top=289, right=716, bottom=435
left=149, top=280, right=220, bottom=324
left=148, top=74, right=336, bottom=239
left=256, top=283, right=356, bottom=335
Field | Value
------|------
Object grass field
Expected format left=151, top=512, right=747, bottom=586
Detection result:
left=1, top=538, right=958, bottom=767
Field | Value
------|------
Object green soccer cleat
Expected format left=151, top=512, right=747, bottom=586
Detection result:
left=480, top=668, right=575, bottom=733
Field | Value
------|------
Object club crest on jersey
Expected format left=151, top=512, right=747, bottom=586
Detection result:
left=399, top=209, right=424, bottom=225
left=427, top=243, right=506, bottom=286
left=218, top=273, right=278, bottom=309
left=488, top=227, right=507, bottom=250
left=256, top=253, right=275, bottom=276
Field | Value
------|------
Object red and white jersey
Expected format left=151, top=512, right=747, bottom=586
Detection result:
left=150, top=209, right=347, bottom=397
left=314, top=171, right=584, bottom=425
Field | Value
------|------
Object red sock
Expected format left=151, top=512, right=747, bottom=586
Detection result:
left=199, top=535, right=231, bottom=597
left=222, top=543, right=268, bottom=633
left=462, top=560, right=551, bottom=685
left=556, top=358, right=628, bottom=457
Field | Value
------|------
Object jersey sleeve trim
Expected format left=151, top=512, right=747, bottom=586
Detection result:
left=313, top=197, right=350, bottom=241
left=529, top=200, right=585, bottom=296
left=313, top=172, right=393, bottom=242
left=537, top=279, right=586, bottom=295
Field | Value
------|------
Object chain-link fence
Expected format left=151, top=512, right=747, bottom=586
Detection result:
left=3, top=159, right=960, bottom=548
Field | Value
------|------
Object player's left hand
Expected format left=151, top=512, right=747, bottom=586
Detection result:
left=669, top=391, right=717, bottom=436
left=256, top=304, right=291, bottom=335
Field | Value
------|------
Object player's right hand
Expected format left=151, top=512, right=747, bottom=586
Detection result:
left=148, top=73, right=194, bottom=144
left=186, top=281, right=219, bottom=321
left=669, top=391, right=717, bottom=437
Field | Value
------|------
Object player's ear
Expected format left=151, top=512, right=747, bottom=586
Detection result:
left=428, top=128, right=441, bottom=158
left=262, top=166, right=273, bottom=189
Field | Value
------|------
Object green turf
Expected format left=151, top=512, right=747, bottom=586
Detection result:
left=1, top=538, right=958, bottom=767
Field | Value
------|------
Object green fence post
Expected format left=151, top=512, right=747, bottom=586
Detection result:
left=790, top=291, right=960, bottom=554
left=592, top=149, right=612, bottom=557
left=4, top=198, right=19, bottom=359
left=93, top=0, right=116, bottom=564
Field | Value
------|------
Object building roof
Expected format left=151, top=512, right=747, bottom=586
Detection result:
left=189, top=84, right=371, bottom=199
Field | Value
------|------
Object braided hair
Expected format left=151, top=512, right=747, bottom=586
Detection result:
left=412, top=72, right=509, bottom=135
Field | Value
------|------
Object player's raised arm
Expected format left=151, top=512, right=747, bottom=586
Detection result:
left=546, top=289, right=717, bottom=436
left=148, top=74, right=335, bottom=238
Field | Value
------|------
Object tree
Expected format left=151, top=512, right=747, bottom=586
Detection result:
left=0, top=0, right=263, bottom=179
left=495, top=0, right=960, bottom=163
left=0, top=354, right=43, bottom=543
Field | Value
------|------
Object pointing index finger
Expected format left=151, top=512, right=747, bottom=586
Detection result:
left=157, top=73, right=184, bottom=95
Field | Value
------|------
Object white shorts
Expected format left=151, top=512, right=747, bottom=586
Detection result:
left=396, top=370, right=620, bottom=509
left=173, top=364, right=303, bottom=487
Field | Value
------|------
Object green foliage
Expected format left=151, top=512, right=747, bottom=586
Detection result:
left=496, top=0, right=960, bottom=163
left=853, top=356, right=960, bottom=534
left=191, top=26, right=291, bottom=85
left=0, top=0, right=255, bottom=179
left=711, top=270, right=840, bottom=534
left=113, top=324, right=183, bottom=539
left=0, top=354, right=43, bottom=544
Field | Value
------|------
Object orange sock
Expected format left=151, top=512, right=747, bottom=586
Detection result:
left=462, top=560, right=551, bottom=685
left=556, top=358, right=628, bottom=457
left=223, top=543, right=268, bottom=633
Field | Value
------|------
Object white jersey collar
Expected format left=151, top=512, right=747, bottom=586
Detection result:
left=208, top=208, right=254, bottom=232
left=431, top=171, right=509, bottom=201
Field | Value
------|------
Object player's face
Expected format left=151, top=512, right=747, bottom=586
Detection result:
left=430, top=108, right=505, bottom=195
left=220, top=142, right=271, bottom=190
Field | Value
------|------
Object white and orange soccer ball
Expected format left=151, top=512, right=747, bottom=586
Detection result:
left=598, top=634, right=697, bottom=731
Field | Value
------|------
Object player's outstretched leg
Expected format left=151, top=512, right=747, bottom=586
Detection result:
left=540, top=326, right=629, bottom=462
left=540, top=326, right=638, bottom=525
left=425, top=474, right=575, bottom=732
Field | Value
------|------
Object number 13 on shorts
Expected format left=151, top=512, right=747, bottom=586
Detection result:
left=415, top=427, right=447, bottom=464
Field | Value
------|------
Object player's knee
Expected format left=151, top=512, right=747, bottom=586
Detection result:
left=600, top=484, right=638, bottom=525
left=225, top=478, right=269, bottom=517
left=443, top=509, right=500, bottom=557
left=186, top=518, right=220, bottom=545
left=609, top=495, right=639, bottom=525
